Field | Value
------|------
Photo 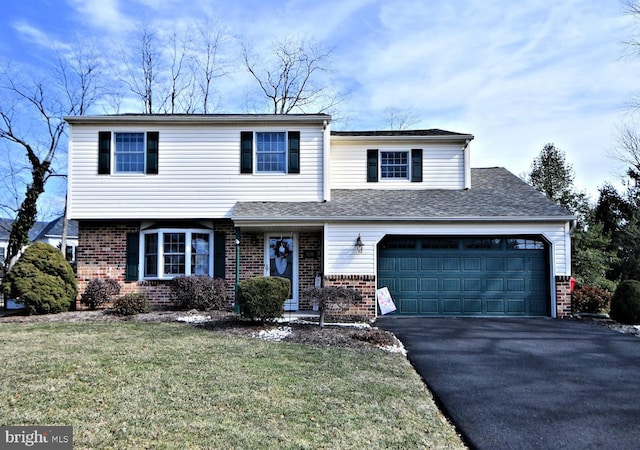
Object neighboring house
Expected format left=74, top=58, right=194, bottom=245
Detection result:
left=0, top=217, right=78, bottom=270
left=65, top=114, right=575, bottom=318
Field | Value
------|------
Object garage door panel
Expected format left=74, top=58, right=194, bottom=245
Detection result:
left=464, top=298, right=483, bottom=313
left=463, top=258, right=481, bottom=271
left=464, top=278, right=482, bottom=293
left=443, top=298, right=462, bottom=313
left=443, top=279, right=461, bottom=292
left=399, top=298, right=418, bottom=313
left=399, top=258, right=418, bottom=271
left=507, top=278, right=525, bottom=292
left=420, top=299, right=440, bottom=313
left=443, top=258, right=460, bottom=271
left=399, top=278, right=418, bottom=292
left=506, top=298, right=526, bottom=314
left=487, top=298, right=505, bottom=313
left=421, top=258, right=439, bottom=271
left=378, top=236, right=549, bottom=316
left=486, top=257, right=503, bottom=271
left=507, top=257, right=525, bottom=272
left=421, top=278, right=438, bottom=293
left=486, top=278, right=504, bottom=292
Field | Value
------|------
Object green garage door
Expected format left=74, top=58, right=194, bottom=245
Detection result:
left=378, top=236, right=549, bottom=316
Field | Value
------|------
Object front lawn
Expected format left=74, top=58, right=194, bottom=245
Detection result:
left=0, top=322, right=465, bottom=449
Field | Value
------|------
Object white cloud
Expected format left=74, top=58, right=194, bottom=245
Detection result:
left=66, top=0, right=133, bottom=34
left=11, top=21, right=70, bottom=51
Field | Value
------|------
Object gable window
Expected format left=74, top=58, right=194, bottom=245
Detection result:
left=240, top=131, right=300, bottom=174
left=141, top=229, right=212, bottom=279
left=381, top=151, right=409, bottom=179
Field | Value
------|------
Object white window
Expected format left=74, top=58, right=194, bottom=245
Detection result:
left=141, top=229, right=213, bottom=279
left=0, top=246, right=5, bottom=264
left=115, top=132, right=145, bottom=173
left=380, top=151, right=409, bottom=179
left=256, top=132, right=286, bottom=173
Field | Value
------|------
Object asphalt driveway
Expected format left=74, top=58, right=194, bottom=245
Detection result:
left=376, top=317, right=640, bottom=450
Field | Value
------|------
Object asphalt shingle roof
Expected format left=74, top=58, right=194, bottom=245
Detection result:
left=232, top=167, right=573, bottom=221
left=331, top=129, right=472, bottom=137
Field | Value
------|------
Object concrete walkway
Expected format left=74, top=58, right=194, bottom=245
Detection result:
left=376, top=317, right=640, bottom=450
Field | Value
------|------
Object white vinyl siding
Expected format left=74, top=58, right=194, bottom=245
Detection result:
left=68, top=124, right=324, bottom=219
left=323, top=221, right=570, bottom=277
left=331, top=142, right=464, bottom=189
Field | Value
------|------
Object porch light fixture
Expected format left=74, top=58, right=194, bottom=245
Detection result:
left=355, top=234, right=365, bottom=254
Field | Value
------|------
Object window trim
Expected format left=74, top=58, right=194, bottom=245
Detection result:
left=255, top=131, right=287, bottom=174
left=140, top=228, right=214, bottom=280
left=380, top=150, right=411, bottom=180
left=113, top=131, right=147, bottom=175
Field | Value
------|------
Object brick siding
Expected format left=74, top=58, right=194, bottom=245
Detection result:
left=324, top=274, right=377, bottom=318
left=555, top=275, right=572, bottom=318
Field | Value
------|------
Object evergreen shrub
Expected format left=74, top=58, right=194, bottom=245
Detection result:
left=610, top=280, right=640, bottom=325
left=2, top=242, right=77, bottom=314
left=237, top=276, right=290, bottom=322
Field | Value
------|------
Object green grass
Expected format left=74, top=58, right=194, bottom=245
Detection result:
left=0, top=322, right=465, bottom=449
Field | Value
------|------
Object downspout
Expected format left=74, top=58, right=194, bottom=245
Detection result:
left=463, top=139, right=471, bottom=189
left=234, top=227, right=241, bottom=314
left=323, top=120, right=331, bottom=201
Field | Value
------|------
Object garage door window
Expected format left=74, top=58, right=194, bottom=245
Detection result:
left=507, top=238, right=545, bottom=249
left=464, top=238, right=502, bottom=249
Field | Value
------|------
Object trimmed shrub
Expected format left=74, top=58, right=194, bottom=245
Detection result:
left=2, top=242, right=77, bottom=315
left=610, top=280, right=640, bottom=325
left=80, top=278, right=121, bottom=310
left=237, top=276, right=290, bottom=322
left=111, top=293, right=150, bottom=316
left=571, top=285, right=611, bottom=314
left=170, top=275, right=228, bottom=310
left=301, top=286, right=363, bottom=327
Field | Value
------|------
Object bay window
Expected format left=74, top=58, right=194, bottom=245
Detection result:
left=141, top=229, right=213, bottom=279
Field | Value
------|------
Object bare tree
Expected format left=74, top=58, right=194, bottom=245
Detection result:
left=193, top=24, right=226, bottom=114
left=242, top=37, right=341, bottom=114
left=383, top=107, right=419, bottom=130
left=0, top=47, right=103, bottom=272
left=122, top=25, right=159, bottom=114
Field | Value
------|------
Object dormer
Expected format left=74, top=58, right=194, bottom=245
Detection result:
left=329, top=129, right=474, bottom=190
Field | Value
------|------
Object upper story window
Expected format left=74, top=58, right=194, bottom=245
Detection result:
left=240, top=131, right=300, bottom=175
left=115, top=133, right=145, bottom=173
left=98, top=131, right=159, bottom=175
left=0, top=246, right=5, bottom=264
left=381, top=151, right=409, bottom=179
left=256, top=132, right=286, bottom=173
left=367, top=148, right=422, bottom=183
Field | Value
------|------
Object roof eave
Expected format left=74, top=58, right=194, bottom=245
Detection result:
left=64, top=114, right=331, bottom=126
left=233, top=215, right=576, bottom=223
left=330, top=134, right=474, bottom=143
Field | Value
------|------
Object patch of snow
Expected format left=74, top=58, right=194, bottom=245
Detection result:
left=175, top=314, right=211, bottom=324
left=254, top=326, right=292, bottom=342
left=378, top=344, right=407, bottom=356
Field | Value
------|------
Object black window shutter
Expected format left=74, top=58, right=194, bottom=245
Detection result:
left=146, top=132, right=159, bottom=174
left=367, top=149, right=379, bottom=182
left=411, top=149, right=423, bottom=182
left=240, top=131, right=253, bottom=174
left=288, top=131, right=300, bottom=174
left=98, top=131, right=111, bottom=175
left=125, top=233, right=139, bottom=281
left=213, top=231, right=226, bottom=279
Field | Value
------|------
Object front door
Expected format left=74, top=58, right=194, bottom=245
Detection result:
left=265, top=235, right=298, bottom=311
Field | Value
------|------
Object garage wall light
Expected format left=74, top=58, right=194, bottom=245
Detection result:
left=355, top=234, right=365, bottom=254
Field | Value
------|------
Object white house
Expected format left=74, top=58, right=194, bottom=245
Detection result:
left=66, top=114, right=575, bottom=318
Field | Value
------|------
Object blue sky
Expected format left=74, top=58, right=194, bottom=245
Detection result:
left=1, top=0, right=640, bottom=209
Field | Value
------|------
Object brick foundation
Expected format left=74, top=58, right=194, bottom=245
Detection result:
left=324, top=274, right=377, bottom=319
left=555, top=276, right=572, bottom=318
